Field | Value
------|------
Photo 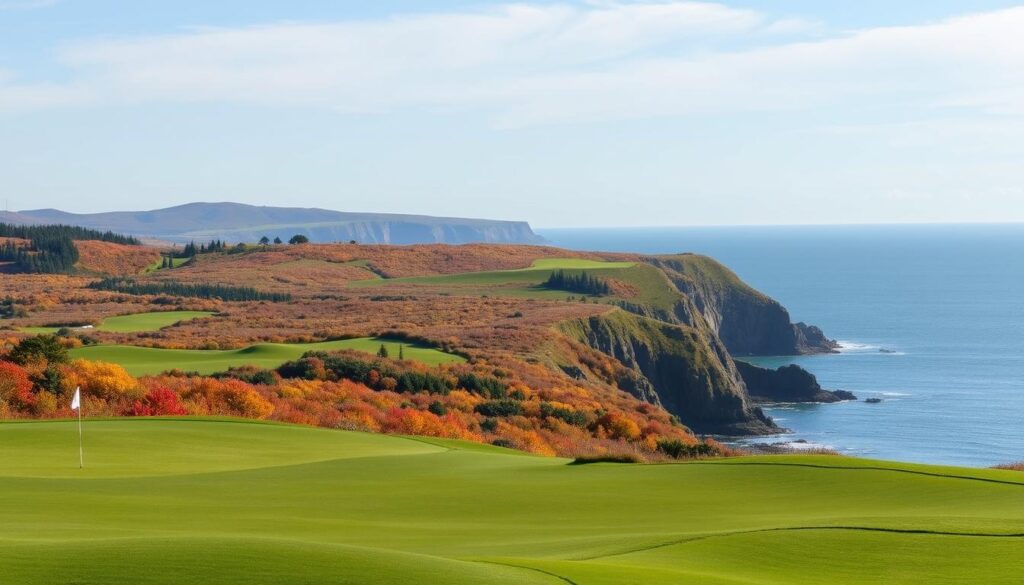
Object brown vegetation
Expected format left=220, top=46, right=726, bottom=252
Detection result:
left=75, top=241, right=162, bottom=275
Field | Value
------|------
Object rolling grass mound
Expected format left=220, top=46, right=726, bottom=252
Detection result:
left=349, top=257, right=633, bottom=288
left=2, top=418, right=1022, bottom=584
left=20, top=310, right=215, bottom=334
left=69, top=337, right=464, bottom=375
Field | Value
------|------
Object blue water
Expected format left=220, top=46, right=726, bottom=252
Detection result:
left=538, top=225, right=1024, bottom=467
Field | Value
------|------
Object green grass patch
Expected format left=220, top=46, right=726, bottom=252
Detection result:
left=19, top=311, right=216, bottom=335
left=0, top=419, right=1021, bottom=584
left=345, top=258, right=679, bottom=306
left=68, top=337, right=464, bottom=375
left=349, top=258, right=635, bottom=288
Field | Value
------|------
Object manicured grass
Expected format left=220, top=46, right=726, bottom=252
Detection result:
left=19, top=311, right=216, bottom=335
left=1, top=418, right=1022, bottom=584
left=68, top=337, right=464, bottom=375
left=349, top=258, right=635, bottom=288
left=346, top=257, right=672, bottom=304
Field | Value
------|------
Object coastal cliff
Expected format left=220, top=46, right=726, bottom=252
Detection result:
left=560, top=310, right=776, bottom=435
left=646, top=254, right=839, bottom=356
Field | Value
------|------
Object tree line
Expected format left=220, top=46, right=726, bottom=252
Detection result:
left=0, top=223, right=140, bottom=274
left=543, top=270, right=611, bottom=296
left=88, top=277, right=292, bottom=302
left=175, top=240, right=227, bottom=258
left=0, top=223, right=139, bottom=245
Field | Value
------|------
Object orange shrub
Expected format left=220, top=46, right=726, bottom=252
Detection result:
left=595, top=413, right=642, bottom=441
left=217, top=380, right=275, bottom=419
left=66, top=360, right=144, bottom=402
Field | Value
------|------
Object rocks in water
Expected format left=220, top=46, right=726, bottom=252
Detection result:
left=864, top=397, right=883, bottom=404
left=793, top=322, right=840, bottom=354
left=736, top=361, right=856, bottom=403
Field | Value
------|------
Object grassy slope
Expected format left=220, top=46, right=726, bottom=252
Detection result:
left=1, top=419, right=1021, bottom=584
left=68, top=337, right=464, bottom=375
left=20, top=311, right=216, bottom=334
left=347, top=258, right=683, bottom=305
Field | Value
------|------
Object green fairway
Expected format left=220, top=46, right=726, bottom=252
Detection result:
left=349, top=257, right=635, bottom=288
left=68, top=337, right=464, bottom=375
left=347, top=257, right=657, bottom=301
left=1, top=419, right=1021, bottom=584
left=19, top=311, right=215, bottom=334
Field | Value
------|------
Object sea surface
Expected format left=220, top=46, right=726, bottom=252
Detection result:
left=538, top=225, right=1024, bottom=467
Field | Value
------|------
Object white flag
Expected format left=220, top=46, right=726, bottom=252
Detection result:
left=71, top=387, right=80, bottom=411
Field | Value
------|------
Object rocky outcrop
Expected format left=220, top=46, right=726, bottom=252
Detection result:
left=560, top=310, right=777, bottom=435
left=646, top=254, right=837, bottom=356
left=735, top=361, right=855, bottom=403
left=793, top=322, right=839, bottom=353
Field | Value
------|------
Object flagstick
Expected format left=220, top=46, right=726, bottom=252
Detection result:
left=77, top=395, right=84, bottom=469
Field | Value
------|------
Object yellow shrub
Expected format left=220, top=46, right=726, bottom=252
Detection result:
left=68, top=360, right=144, bottom=401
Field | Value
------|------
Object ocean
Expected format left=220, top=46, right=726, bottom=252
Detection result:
left=538, top=225, right=1024, bottom=468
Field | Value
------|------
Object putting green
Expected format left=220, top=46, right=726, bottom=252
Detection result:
left=69, top=337, right=464, bottom=376
left=1, top=419, right=1021, bottom=584
left=19, top=311, right=215, bottom=334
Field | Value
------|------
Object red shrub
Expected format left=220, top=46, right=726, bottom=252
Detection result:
left=129, top=386, right=188, bottom=417
left=0, top=361, right=35, bottom=411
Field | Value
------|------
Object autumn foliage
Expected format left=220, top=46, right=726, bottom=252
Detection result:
left=0, top=347, right=729, bottom=460
left=0, top=242, right=740, bottom=461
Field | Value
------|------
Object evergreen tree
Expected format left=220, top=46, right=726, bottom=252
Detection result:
left=398, top=345, right=405, bottom=360
left=259, top=236, right=270, bottom=246
left=377, top=344, right=389, bottom=358
left=289, top=234, right=309, bottom=245
left=543, top=270, right=611, bottom=296
left=273, top=237, right=283, bottom=244
left=9, top=334, right=69, bottom=366
left=88, top=278, right=291, bottom=302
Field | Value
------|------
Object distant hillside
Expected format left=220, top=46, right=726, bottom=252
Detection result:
left=0, top=203, right=545, bottom=245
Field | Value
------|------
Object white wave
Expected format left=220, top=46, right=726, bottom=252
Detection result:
left=836, top=340, right=879, bottom=352
left=778, top=440, right=834, bottom=451
left=837, top=341, right=905, bottom=355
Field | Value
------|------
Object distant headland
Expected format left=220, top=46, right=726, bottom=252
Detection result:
left=0, top=202, right=545, bottom=246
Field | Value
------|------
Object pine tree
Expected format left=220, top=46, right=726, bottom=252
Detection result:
left=377, top=344, right=389, bottom=358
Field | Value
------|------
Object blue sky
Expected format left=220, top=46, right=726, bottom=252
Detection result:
left=2, top=1, right=1023, bottom=227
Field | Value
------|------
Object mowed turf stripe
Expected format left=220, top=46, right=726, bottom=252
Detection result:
left=683, top=458, right=1024, bottom=487
left=0, top=537, right=561, bottom=585
left=580, top=525, right=1024, bottom=562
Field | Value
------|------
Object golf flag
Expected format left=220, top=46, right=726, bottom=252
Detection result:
left=72, top=387, right=84, bottom=468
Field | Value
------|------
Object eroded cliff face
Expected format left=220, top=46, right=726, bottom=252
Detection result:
left=560, top=310, right=776, bottom=435
left=645, top=254, right=838, bottom=356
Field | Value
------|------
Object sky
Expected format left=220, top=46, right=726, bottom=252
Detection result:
left=2, top=1, right=1023, bottom=227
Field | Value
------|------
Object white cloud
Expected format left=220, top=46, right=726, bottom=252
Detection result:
left=1, top=2, right=1023, bottom=127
